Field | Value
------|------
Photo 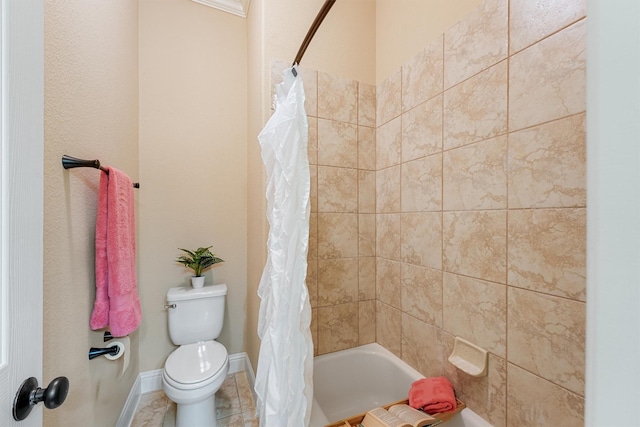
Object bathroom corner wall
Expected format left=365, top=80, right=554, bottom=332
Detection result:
left=375, top=0, right=587, bottom=426
left=138, top=0, right=248, bottom=372
left=43, top=1, right=140, bottom=426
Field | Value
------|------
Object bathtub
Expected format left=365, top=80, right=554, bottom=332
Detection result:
left=309, top=343, right=493, bottom=427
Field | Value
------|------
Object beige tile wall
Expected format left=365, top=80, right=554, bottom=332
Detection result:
left=375, top=0, right=587, bottom=426
left=276, top=62, right=378, bottom=357
left=276, top=0, right=585, bottom=424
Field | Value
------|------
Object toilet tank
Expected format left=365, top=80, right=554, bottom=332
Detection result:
left=166, top=284, right=227, bottom=345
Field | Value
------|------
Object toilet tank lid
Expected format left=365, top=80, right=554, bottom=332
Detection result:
left=167, top=283, right=227, bottom=301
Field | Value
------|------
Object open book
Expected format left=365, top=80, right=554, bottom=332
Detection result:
left=360, top=404, right=438, bottom=427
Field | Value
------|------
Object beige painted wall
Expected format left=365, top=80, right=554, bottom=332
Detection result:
left=138, top=0, right=248, bottom=372
left=265, top=0, right=376, bottom=86
left=43, top=1, right=139, bottom=426
left=246, top=0, right=267, bottom=371
left=376, top=0, right=481, bottom=82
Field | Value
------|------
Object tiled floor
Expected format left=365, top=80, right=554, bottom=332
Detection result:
left=131, top=371, right=258, bottom=427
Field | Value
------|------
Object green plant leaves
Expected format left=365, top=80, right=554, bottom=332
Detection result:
left=176, top=246, right=224, bottom=277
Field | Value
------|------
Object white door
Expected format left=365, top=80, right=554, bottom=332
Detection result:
left=0, top=0, right=45, bottom=426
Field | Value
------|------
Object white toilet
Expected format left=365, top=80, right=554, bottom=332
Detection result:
left=162, top=283, right=229, bottom=427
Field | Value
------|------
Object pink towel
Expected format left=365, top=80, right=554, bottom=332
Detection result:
left=409, top=377, right=457, bottom=414
left=90, top=166, right=141, bottom=337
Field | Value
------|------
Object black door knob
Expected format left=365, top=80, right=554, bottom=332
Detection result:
left=13, top=376, right=69, bottom=421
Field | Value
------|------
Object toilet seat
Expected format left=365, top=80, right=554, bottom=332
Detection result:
left=164, top=341, right=228, bottom=390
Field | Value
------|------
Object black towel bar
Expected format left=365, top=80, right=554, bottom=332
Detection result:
left=62, top=155, right=139, bottom=188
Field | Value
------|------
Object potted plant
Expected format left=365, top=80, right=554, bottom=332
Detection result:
left=176, top=246, right=224, bottom=288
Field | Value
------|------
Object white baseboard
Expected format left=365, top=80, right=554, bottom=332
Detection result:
left=118, top=352, right=254, bottom=427
left=140, top=369, right=163, bottom=394
left=116, top=374, right=141, bottom=427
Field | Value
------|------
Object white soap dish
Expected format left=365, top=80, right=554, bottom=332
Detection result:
left=448, top=336, right=488, bottom=377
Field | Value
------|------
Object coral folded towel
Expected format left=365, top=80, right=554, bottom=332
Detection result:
left=90, top=166, right=142, bottom=337
left=408, top=377, right=457, bottom=414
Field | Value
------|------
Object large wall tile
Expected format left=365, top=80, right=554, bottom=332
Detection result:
left=376, top=258, right=402, bottom=309
left=358, top=82, right=376, bottom=127
left=443, top=273, right=506, bottom=357
left=401, top=263, right=442, bottom=327
left=318, top=72, right=357, bottom=124
left=317, top=213, right=358, bottom=259
left=358, top=170, right=376, bottom=214
left=444, top=348, right=507, bottom=427
left=402, top=95, right=443, bottom=162
left=508, top=287, right=585, bottom=395
left=308, top=213, right=318, bottom=260
left=444, top=0, right=508, bottom=89
left=444, top=61, right=507, bottom=150
left=306, top=259, right=318, bottom=309
left=509, top=19, right=586, bottom=131
left=400, top=212, right=442, bottom=270
left=300, top=66, right=318, bottom=118
left=377, top=165, right=401, bottom=213
left=308, top=116, right=318, bottom=165
left=401, top=154, right=442, bottom=212
left=376, top=213, right=401, bottom=261
left=507, top=363, right=584, bottom=427
left=358, top=257, right=376, bottom=301
left=317, top=302, right=358, bottom=355
left=359, top=213, right=376, bottom=257
left=318, top=258, right=358, bottom=306
left=443, top=210, right=507, bottom=283
left=377, top=301, right=402, bottom=357
left=309, top=164, right=318, bottom=213
left=359, top=300, right=376, bottom=345
left=510, top=0, right=586, bottom=54
left=508, top=208, right=586, bottom=301
left=376, top=257, right=401, bottom=309
left=377, top=68, right=401, bottom=126
left=318, top=119, right=358, bottom=168
left=358, top=126, right=376, bottom=171
left=508, top=113, right=586, bottom=209
left=402, top=36, right=444, bottom=112
left=376, top=116, right=402, bottom=170
left=317, top=166, right=357, bottom=213
left=443, top=135, right=507, bottom=210
left=311, top=309, right=318, bottom=356
left=401, top=314, right=444, bottom=377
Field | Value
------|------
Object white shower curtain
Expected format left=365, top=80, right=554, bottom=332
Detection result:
left=255, top=65, right=314, bottom=426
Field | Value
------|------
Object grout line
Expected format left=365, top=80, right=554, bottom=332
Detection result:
left=441, top=33, right=446, bottom=334
left=507, top=110, right=586, bottom=135
left=506, top=0, right=511, bottom=420
left=506, top=360, right=586, bottom=399
left=398, top=62, right=405, bottom=359
left=509, top=16, right=587, bottom=57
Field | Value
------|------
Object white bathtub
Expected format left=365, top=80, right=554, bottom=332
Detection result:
left=309, top=343, right=493, bottom=427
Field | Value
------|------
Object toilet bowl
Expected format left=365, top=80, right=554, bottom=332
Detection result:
left=162, top=341, right=229, bottom=426
left=162, top=284, right=229, bottom=427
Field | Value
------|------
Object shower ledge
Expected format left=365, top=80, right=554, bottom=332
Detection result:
left=191, top=0, right=250, bottom=18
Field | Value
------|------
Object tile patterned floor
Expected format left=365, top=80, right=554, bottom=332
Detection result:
left=131, top=371, right=258, bottom=427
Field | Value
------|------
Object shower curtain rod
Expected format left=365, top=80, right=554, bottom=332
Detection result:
left=291, top=0, right=336, bottom=76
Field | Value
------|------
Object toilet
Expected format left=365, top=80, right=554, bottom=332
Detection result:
left=162, top=284, right=229, bottom=427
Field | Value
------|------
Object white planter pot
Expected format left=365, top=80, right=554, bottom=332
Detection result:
left=191, top=276, right=205, bottom=288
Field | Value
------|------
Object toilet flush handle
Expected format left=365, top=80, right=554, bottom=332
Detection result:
left=164, top=303, right=176, bottom=309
